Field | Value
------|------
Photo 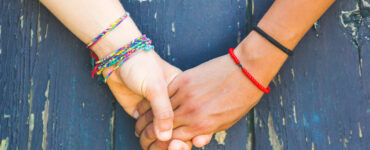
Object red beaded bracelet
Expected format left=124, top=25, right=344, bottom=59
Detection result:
left=228, top=48, right=271, bottom=93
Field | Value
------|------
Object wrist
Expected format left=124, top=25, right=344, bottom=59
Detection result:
left=234, top=31, right=288, bottom=86
left=257, top=16, right=301, bottom=50
left=91, top=15, right=143, bottom=58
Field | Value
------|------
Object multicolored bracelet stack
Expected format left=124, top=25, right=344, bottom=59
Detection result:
left=86, top=12, right=154, bottom=83
left=92, top=35, right=153, bottom=82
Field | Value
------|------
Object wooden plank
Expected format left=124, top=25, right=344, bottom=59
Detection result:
left=253, top=0, right=370, bottom=149
left=2, top=0, right=368, bottom=150
left=0, top=0, right=114, bottom=149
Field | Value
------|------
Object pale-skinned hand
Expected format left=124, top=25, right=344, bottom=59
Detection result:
left=104, top=50, right=181, bottom=141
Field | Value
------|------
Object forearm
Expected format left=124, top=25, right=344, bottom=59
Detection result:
left=40, top=0, right=141, bottom=58
left=236, top=0, right=335, bottom=86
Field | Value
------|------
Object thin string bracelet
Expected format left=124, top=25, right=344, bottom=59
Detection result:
left=228, top=48, right=271, bottom=93
left=86, top=12, right=130, bottom=60
left=252, top=25, right=293, bottom=56
left=92, top=35, right=154, bottom=82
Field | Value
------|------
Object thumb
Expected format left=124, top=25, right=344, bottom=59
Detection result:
left=146, top=82, right=174, bottom=141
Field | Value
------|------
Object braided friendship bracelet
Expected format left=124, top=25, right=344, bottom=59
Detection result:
left=229, top=48, right=271, bottom=93
left=252, top=25, right=293, bottom=56
left=92, top=35, right=154, bottom=83
left=86, top=12, right=130, bottom=60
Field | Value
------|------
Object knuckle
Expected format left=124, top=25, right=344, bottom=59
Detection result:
left=156, top=110, right=174, bottom=121
left=183, top=88, right=197, bottom=99
left=135, top=122, right=140, bottom=133
left=194, top=120, right=214, bottom=132
left=184, top=102, right=200, bottom=113
left=145, top=126, right=156, bottom=139
left=180, top=74, right=192, bottom=85
left=145, top=111, right=154, bottom=122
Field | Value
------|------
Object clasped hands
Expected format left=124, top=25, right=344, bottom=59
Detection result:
left=104, top=33, right=272, bottom=150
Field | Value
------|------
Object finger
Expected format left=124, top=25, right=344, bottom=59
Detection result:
left=135, top=110, right=153, bottom=136
left=168, top=73, right=185, bottom=97
left=136, top=67, right=181, bottom=117
left=140, top=124, right=157, bottom=150
left=168, top=140, right=191, bottom=150
left=171, top=126, right=197, bottom=141
left=192, top=134, right=213, bottom=148
left=148, top=140, right=170, bottom=150
left=146, top=84, right=174, bottom=141
left=136, top=105, right=188, bottom=137
left=137, top=100, right=151, bottom=116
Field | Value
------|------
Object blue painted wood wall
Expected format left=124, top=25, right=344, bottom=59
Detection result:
left=0, top=0, right=369, bottom=149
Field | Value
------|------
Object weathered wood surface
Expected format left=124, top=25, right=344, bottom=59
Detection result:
left=0, top=0, right=368, bottom=150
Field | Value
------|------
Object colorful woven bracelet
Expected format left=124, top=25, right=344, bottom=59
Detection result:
left=228, top=48, right=271, bottom=93
left=86, top=12, right=130, bottom=60
left=92, top=35, right=154, bottom=83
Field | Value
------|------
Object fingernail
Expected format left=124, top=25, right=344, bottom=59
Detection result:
left=133, top=110, right=139, bottom=119
left=135, top=132, right=139, bottom=138
left=157, top=129, right=172, bottom=141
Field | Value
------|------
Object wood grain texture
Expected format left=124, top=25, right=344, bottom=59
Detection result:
left=0, top=0, right=368, bottom=150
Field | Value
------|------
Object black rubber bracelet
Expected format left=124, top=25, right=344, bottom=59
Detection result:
left=252, top=25, right=293, bottom=56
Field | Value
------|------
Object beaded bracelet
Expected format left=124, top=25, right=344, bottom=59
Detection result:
left=86, top=12, right=130, bottom=60
left=92, top=35, right=154, bottom=83
left=229, top=48, right=271, bottom=93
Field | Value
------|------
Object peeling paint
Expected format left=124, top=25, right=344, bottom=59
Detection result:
left=37, top=10, right=42, bottom=43
left=259, top=119, right=263, bottom=128
left=282, top=117, right=285, bottom=126
left=214, top=131, right=227, bottom=145
left=27, top=78, right=34, bottom=150
left=237, top=21, right=241, bottom=43
left=359, top=58, right=363, bottom=76
left=293, top=104, right=297, bottom=124
left=167, top=44, right=171, bottom=56
left=311, top=142, right=314, bottom=150
left=271, top=78, right=277, bottom=86
left=251, top=0, right=254, bottom=15
left=313, top=21, right=320, bottom=37
left=0, top=49, right=2, bottom=55
left=267, top=113, right=283, bottom=150
left=339, top=0, right=370, bottom=48
left=42, top=80, right=50, bottom=150
left=44, top=24, right=48, bottom=39
left=327, top=136, right=331, bottom=144
left=154, top=12, right=157, bottom=19
left=291, top=68, right=295, bottom=80
left=246, top=132, right=252, bottom=150
left=171, top=22, right=175, bottom=32
left=0, top=137, right=9, bottom=150
left=339, top=0, right=369, bottom=77
left=27, top=113, right=34, bottom=150
left=280, top=96, right=283, bottom=107
left=358, top=122, right=363, bottom=138
left=3, top=114, right=10, bottom=118
left=343, top=137, right=349, bottom=148
left=110, top=105, right=115, bottom=150
left=30, top=29, right=34, bottom=47
left=20, top=16, right=24, bottom=29
left=277, top=74, right=281, bottom=84
left=137, top=0, right=152, bottom=2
